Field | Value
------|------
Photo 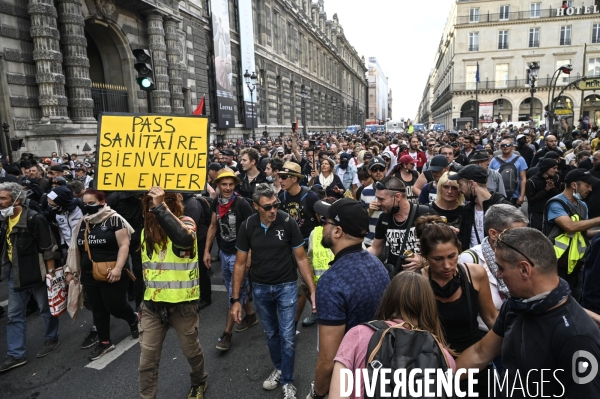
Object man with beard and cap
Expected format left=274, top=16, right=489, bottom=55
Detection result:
left=515, top=133, right=534, bottom=167
left=451, top=141, right=470, bottom=166
left=21, top=178, right=41, bottom=203
left=450, top=165, right=512, bottom=251
left=334, top=153, right=358, bottom=196
left=469, top=150, right=506, bottom=197
left=526, top=158, right=561, bottom=231
left=221, top=149, right=238, bottom=171
left=532, top=135, right=564, bottom=166
left=74, top=166, right=93, bottom=189
left=305, top=198, right=389, bottom=399
left=399, top=136, right=427, bottom=172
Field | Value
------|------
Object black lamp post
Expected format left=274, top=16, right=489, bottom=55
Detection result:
left=527, top=62, right=540, bottom=123
left=244, top=69, right=258, bottom=142
left=331, top=99, right=337, bottom=132
left=547, top=64, right=573, bottom=130
left=300, top=88, right=308, bottom=139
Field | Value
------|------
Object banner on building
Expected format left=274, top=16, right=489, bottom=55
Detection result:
left=211, top=0, right=235, bottom=129
left=95, top=113, right=209, bottom=192
left=239, top=0, right=258, bottom=129
left=479, top=102, right=494, bottom=123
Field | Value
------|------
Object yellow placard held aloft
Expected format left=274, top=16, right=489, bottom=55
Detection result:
left=96, top=114, right=209, bottom=192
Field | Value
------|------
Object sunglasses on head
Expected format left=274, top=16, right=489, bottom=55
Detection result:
left=257, top=201, right=281, bottom=211
left=496, top=229, right=535, bottom=266
left=375, top=181, right=406, bottom=192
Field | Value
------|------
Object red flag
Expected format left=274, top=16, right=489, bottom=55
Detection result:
left=193, top=95, right=205, bottom=115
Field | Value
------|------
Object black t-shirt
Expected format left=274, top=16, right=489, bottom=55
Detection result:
left=374, top=206, right=427, bottom=266
left=235, top=211, right=305, bottom=285
left=77, top=217, right=124, bottom=283
left=279, top=187, right=319, bottom=240
left=492, top=297, right=600, bottom=398
left=211, top=196, right=254, bottom=255
left=430, top=202, right=464, bottom=228
left=394, top=170, right=419, bottom=204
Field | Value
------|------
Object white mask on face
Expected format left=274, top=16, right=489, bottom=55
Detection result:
left=0, top=190, right=21, bottom=218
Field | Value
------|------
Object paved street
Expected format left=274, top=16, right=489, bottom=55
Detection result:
left=0, top=255, right=319, bottom=399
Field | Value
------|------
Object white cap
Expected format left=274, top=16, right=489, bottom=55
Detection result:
left=516, top=134, right=526, bottom=140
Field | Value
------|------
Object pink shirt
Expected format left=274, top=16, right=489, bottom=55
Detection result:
left=333, top=320, right=457, bottom=399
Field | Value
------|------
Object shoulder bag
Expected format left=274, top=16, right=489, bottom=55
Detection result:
left=84, top=221, right=135, bottom=282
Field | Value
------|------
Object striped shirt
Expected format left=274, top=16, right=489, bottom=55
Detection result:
left=359, top=182, right=381, bottom=246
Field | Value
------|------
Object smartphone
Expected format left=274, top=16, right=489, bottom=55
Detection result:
left=291, top=122, right=297, bottom=132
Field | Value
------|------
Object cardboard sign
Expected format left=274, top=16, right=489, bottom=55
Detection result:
left=96, top=113, right=209, bottom=192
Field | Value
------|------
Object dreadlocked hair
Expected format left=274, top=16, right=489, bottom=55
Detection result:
left=142, top=193, right=185, bottom=255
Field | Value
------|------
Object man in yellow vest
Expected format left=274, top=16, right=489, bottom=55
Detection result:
left=138, top=186, right=208, bottom=399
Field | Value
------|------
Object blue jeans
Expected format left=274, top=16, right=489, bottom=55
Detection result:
left=7, top=269, right=59, bottom=359
left=252, top=281, right=297, bottom=385
left=220, top=250, right=248, bottom=308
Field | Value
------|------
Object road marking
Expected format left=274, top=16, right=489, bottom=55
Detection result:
left=212, top=284, right=226, bottom=292
left=0, top=300, right=7, bottom=307
left=85, top=337, right=139, bottom=370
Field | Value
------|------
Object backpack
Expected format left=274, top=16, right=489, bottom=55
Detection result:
left=361, top=320, right=452, bottom=398
left=195, top=195, right=214, bottom=228
left=495, top=156, right=520, bottom=198
left=282, top=186, right=318, bottom=224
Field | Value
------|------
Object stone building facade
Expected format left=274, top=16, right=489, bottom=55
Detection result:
left=0, top=0, right=366, bottom=157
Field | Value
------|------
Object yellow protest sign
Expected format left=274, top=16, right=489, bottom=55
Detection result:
left=96, top=114, right=209, bottom=192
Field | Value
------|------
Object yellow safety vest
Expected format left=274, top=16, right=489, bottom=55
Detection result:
left=141, top=229, right=200, bottom=303
left=553, top=214, right=587, bottom=274
left=311, top=226, right=334, bottom=284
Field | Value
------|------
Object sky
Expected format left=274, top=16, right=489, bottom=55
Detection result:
left=321, top=0, right=452, bottom=121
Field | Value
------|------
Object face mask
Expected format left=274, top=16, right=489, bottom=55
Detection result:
left=266, top=176, right=275, bottom=183
left=84, top=203, right=102, bottom=215
left=339, top=160, right=348, bottom=170
left=0, top=189, right=22, bottom=218
left=49, top=204, right=63, bottom=213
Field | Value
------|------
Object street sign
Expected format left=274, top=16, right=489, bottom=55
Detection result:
left=577, top=78, right=600, bottom=91
left=555, top=109, right=573, bottom=115
left=96, top=113, right=209, bottom=192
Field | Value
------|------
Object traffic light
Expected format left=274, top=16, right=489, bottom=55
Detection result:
left=133, top=49, right=156, bottom=91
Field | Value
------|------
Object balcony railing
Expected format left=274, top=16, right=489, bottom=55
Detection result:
left=529, top=40, right=540, bottom=48
left=436, top=75, right=581, bottom=93
left=498, top=42, right=508, bottom=50
left=560, top=38, right=571, bottom=46
left=468, top=45, right=479, bottom=51
left=456, top=7, right=559, bottom=25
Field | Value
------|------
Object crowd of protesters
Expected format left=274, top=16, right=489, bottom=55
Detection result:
left=0, top=120, right=599, bottom=399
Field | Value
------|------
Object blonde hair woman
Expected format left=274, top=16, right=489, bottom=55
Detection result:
left=430, top=171, right=465, bottom=228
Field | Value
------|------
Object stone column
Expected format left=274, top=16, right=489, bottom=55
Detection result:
left=164, top=17, right=184, bottom=114
left=146, top=12, right=171, bottom=114
left=57, top=0, right=95, bottom=122
left=28, top=0, right=71, bottom=123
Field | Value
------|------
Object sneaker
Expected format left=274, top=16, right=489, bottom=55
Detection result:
left=215, top=331, right=232, bottom=351
left=130, top=314, right=139, bottom=339
left=282, top=383, right=297, bottom=399
left=302, top=312, right=318, bottom=327
left=36, top=338, right=59, bottom=358
left=0, top=356, right=27, bottom=372
left=188, top=382, right=208, bottom=399
left=262, top=368, right=281, bottom=390
left=235, top=312, right=258, bottom=332
left=80, top=328, right=99, bottom=349
left=88, top=342, right=115, bottom=361
left=198, top=298, right=212, bottom=311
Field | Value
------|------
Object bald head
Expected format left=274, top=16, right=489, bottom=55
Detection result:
left=545, top=135, right=558, bottom=150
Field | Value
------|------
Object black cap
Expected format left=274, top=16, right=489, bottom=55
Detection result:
left=208, top=163, right=222, bottom=172
left=543, top=151, right=561, bottom=160
left=313, top=198, right=369, bottom=238
left=449, top=141, right=460, bottom=147
left=470, top=150, right=491, bottom=163
left=368, top=156, right=386, bottom=170
left=222, top=149, right=235, bottom=156
left=428, top=155, right=449, bottom=172
left=564, top=168, right=599, bottom=184
left=538, top=158, right=558, bottom=173
left=448, top=164, right=488, bottom=184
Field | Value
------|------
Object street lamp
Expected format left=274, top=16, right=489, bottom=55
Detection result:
left=300, top=88, right=308, bottom=139
left=332, top=99, right=337, bottom=132
left=547, top=64, right=573, bottom=131
left=528, top=62, right=540, bottom=123
left=244, top=69, right=258, bottom=142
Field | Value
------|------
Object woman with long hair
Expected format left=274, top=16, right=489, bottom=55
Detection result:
left=329, top=272, right=456, bottom=399
left=430, top=172, right=464, bottom=228
left=312, top=158, right=345, bottom=199
left=415, top=214, right=497, bottom=395
left=65, top=188, right=137, bottom=361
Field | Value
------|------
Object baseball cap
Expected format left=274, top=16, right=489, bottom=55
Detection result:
left=368, top=156, right=386, bottom=170
left=448, top=164, right=488, bottom=184
left=564, top=168, right=599, bottom=184
left=399, top=155, right=417, bottom=164
left=516, top=134, right=526, bottom=141
left=428, top=155, right=449, bottom=172
left=469, top=150, right=490, bottom=163
left=313, top=198, right=369, bottom=238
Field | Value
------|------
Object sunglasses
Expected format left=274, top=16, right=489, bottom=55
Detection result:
left=279, top=174, right=290, bottom=180
left=257, top=201, right=281, bottom=211
left=496, top=229, right=535, bottom=266
left=375, top=181, right=406, bottom=192
left=370, top=166, right=386, bottom=172
left=500, top=144, right=512, bottom=148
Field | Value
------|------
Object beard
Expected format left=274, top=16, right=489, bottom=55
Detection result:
left=321, top=229, right=334, bottom=249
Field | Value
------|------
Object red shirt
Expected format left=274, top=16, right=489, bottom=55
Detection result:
left=399, top=149, right=427, bottom=168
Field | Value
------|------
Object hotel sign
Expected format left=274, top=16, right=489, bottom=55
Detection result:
left=577, top=78, right=600, bottom=90
left=556, top=5, right=600, bottom=16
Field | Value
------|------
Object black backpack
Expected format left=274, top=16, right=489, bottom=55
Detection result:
left=195, top=195, right=214, bottom=227
left=361, top=320, right=452, bottom=398
left=495, top=156, right=520, bottom=199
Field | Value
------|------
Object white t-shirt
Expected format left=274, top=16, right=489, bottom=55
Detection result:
left=470, top=208, right=485, bottom=248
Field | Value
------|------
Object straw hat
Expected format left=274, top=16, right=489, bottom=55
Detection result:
left=278, top=161, right=305, bottom=179
left=214, top=167, right=241, bottom=185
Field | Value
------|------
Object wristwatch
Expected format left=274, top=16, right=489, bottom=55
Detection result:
left=229, top=297, right=240, bottom=305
